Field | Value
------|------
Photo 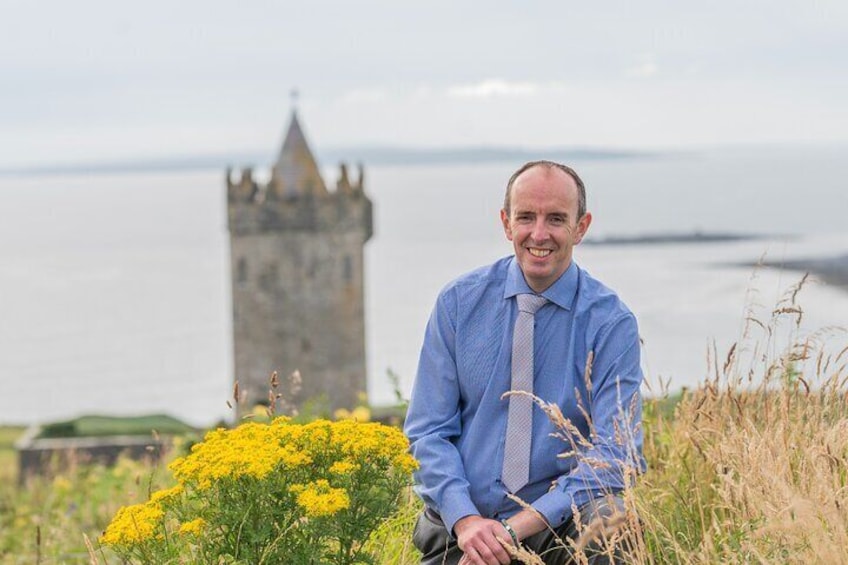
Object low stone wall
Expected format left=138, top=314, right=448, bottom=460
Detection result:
left=16, top=426, right=169, bottom=484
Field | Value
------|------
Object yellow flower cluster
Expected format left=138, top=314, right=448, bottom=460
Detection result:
left=150, top=485, right=183, bottom=504
left=328, top=460, right=357, bottom=475
left=52, top=475, right=73, bottom=493
left=178, top=517, right=206, bottom=536
left=103, top=417, right=417, bottom=553
left=168, top=418, right=416, bottom=491
left=333, top=405, right=372, bottom=422
left=100, top=502, right=164, bottom=546
left=291, top=480, right=350, bottom=518
left=310, top=418, right=419, bottom=475
left=169, top=421, right=312, bottom=489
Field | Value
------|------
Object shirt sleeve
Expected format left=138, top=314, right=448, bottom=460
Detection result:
left=531, top=311, right=646, bottom=527
left=403, top=287, right=480, bottom=534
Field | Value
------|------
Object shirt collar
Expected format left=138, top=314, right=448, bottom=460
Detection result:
left=503, top=257, right=579, bottom=311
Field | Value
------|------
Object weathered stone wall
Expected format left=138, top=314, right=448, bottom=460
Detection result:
left=17, top=435, right=168, bottom=483
left=227, top=170, right=372, bottom=413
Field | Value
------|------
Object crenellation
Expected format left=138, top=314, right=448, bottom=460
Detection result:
left=229, top=191, right=372, bottom=235
left=337, top=162, right=352, bottom=194
left=354, top=162, right=365, bottom=191
left=227, top=166, right=261, bottom=202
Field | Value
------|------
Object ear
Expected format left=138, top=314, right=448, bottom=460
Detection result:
left=573, top=212, right=592, bottom=245
left=500, top=209, right=514, bottom=241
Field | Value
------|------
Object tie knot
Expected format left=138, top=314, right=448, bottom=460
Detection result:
left=516, top=293, right=548, bottom=314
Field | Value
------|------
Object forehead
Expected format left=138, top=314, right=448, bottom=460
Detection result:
left=510, top=166, right=579, bottom=213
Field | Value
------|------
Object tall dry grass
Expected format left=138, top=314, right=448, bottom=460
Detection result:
left=634, top=275, right=848, bottom=564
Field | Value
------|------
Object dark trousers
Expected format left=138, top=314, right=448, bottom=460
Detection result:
left=413, top=497, right=626, bottom=565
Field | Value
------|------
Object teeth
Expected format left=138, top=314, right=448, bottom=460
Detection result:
left=528, top=248, right=551, bottom=257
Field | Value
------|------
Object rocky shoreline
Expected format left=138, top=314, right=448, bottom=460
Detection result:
left=583, top=231, right=768, bottom=246
left=757, top=254, right=848, bottom=290
left=584, top=231, right=848, bottom=291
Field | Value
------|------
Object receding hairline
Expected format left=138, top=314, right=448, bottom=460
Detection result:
left=503, top=160, right=586, bottom=218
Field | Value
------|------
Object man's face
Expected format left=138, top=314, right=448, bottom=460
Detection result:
left=500, top=166, right=592, bottom=293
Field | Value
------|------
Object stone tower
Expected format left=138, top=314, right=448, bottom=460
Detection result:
left=226, top=108, right=373, bottom=413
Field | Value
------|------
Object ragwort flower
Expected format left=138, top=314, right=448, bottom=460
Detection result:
left=294, top=479, right=350, bottom=518
left=178, top=517, right=206, bottom=537
left=100, top=502, right=164, bottom=546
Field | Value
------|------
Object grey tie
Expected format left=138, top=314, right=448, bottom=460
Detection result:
left=502, top=293, right=548, bottom=493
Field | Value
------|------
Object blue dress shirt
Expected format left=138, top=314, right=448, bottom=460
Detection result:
left=404, top=257, right=645, bottom=535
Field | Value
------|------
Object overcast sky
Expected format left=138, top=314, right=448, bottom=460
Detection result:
left=1, top=0, right=846, bottom=168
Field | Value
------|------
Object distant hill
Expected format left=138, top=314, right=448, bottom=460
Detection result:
left=583, top=231, right=769, bottom=246
left=316, top=145, right=652, bottom=166
left=0, top=145, right=653, bottom=177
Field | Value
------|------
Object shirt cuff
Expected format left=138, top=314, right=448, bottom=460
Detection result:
left=440, top=495, right=481, bottom=537
left=531, top=488, right=575, bottom=529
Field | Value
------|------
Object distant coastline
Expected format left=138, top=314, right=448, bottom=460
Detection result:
left=583, top=232, right=848, bottom=290
left=317, top=145, right=654, bottom=166
left=583, top=231, right=769, bottom=246
left=0, top=145, right=654, bottom=178
left=752, top=255, right=848, bottom=290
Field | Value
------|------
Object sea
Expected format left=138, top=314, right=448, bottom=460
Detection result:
left=1, top=143, right=846, bottom=427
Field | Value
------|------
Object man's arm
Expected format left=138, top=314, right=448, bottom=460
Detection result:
left=404, top=288, right=481, bottom=534
left=406, top=290, right=517, bottom=565
left=528, top=312, right=645, bottom=530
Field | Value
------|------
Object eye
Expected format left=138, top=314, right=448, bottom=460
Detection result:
left=549, top=215, right=566, bottom=225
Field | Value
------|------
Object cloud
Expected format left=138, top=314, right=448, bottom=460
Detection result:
left=446, top=79, right=541, bottom=98
left=339, top=88, right=389, bottom=104
left=625, top=61, right=660, bottom=79
left=337, top=80, right=567, bottom=106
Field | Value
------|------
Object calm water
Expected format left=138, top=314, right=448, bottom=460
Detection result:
left=1, top=144, right=846, bottom=426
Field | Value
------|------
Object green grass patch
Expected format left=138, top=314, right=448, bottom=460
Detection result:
left=643, top=390, right=683, bottom=421
left=36, top=414, right=196, bottom=439
left=370, top=403, right=407, bottom=425
left=0, top=426, right=25, bottom=448
left=0, top=426, right=24, bottom=484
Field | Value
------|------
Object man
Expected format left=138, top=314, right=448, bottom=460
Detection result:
left=404, top=161, right=644, bottom=565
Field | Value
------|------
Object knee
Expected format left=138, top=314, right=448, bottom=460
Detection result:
left=413, top=509, right=460, bottom=563
left=573, top=496, right=630, bottom=557
left=582, top=495, right=626, bottom=524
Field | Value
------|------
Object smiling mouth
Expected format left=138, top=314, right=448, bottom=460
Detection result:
left=528, top=248, right=552, bottom=258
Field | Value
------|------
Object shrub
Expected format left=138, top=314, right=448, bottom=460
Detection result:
left=100, top=417, right=417, bottom=564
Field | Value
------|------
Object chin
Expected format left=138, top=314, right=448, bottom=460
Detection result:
left=524, top=268, right=553, bottom=282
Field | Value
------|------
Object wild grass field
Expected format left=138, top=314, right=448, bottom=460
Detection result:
left=1, top=279, right=846, bottom=563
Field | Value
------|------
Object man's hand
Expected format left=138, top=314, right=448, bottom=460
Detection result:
left=454, top=515, right=513, bottom=565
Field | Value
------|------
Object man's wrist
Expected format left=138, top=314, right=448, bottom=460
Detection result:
left=452, top=514, right=481, bottom=537
left=500, top=519, right=519, bottom=547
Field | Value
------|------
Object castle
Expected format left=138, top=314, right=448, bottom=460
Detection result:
left=226, top=108, right=373, bottom=413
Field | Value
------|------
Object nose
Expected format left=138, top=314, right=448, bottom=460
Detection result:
left=530, top=218, right=549, bottom=243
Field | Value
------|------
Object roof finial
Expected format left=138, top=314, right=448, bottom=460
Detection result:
left=290, top=88, right=299, bottom=110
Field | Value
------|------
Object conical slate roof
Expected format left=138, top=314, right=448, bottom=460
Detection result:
left=272, top=110, right=327, bottom=196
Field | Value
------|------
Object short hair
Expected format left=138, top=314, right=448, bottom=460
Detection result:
left=503, top=160, right=586, bottom=219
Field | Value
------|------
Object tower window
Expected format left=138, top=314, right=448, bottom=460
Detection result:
left=237, top=257, right=248, bottom=284
left=259, top=262, right=279, bottom=291
left=343, top=255, right=353, bottom=282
